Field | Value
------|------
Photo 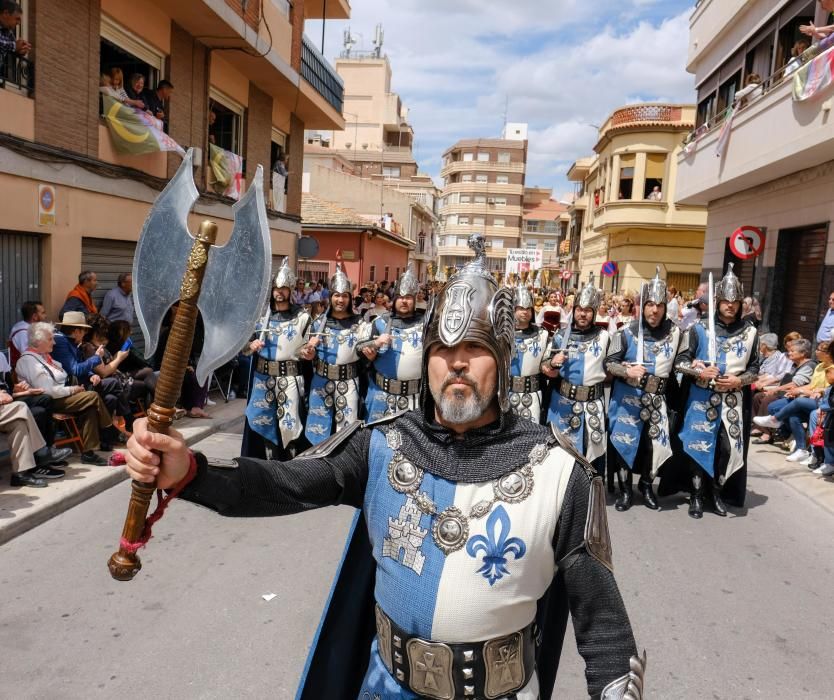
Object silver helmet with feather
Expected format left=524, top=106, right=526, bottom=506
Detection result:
left=576, top=273, right=602, bottom=311
left=644, top=266, right=667, bottom=306
left=422, top=234, right=515, bottom=413
left=329, top=262, right=352, bottom=295
left=715, top=262, right=744, bottom=302
left=273, top=256, right=296, bottom=290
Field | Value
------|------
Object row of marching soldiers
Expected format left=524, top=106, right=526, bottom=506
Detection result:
left=243, top=258, right=758, bottom=520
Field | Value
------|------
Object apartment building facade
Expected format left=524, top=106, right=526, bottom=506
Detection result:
left=676, top=0, right=834, bottom=339
left=0, top=0, right=346, bottom=343
left=521, top=187, right=569, bottom=275
left=437, top=126, right=528, bottom=274
left=572, top=104, right=707, bottom=295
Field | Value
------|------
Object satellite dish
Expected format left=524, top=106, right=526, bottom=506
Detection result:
left=297, top=236, right=320, bottom=259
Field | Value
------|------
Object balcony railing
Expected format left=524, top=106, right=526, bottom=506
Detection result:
left=0, top=54, right=33, bottom=95
left=301, top=35, right=344, bottom=113
left=610, top=104, right=681, bottom=127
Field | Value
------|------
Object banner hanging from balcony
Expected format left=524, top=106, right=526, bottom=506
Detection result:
left=209, top=144, right=244, bottom=201
left=101, top=96, right=185, bottom=157
left=793, top=44, right=834, bottom=102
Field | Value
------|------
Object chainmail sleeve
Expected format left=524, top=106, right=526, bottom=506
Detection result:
left=604, top=330, right=629, bottom=378
left=552, top=464, right=638, bottom=697
left=180, top=428, right=372, bottom=517
left=674, top=327, right=702, bottom=378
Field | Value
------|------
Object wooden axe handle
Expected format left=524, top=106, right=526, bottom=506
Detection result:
left=108, top=220, right=218, bottom=581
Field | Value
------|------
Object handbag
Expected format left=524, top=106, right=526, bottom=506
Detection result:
left=810, top=410, right=825, bottom=447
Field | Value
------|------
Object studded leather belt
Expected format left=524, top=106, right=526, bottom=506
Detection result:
left=375, top=605, right=536, bottom=700
left=314, top=358, right=358, bottom=381
left=627, top=374, right=667, bottom=394
left=375, top=371, right=421, bottom=396
left=559, top=379, right=603, bottom=402
left=510, top=375, right=540, bottom=393
left=255, top=357, right=300, bottom=377
left=695, top=377, right=735, bottom=392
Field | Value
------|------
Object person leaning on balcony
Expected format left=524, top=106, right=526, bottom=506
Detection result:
left=108, top=67, right=145, bottom=111
left=800, top=0, right=834, bottom=41
left=647, top=185, right=662, bottom=201
left=0, top=1, right=31, bottom=63
left=16, top=322, right=112, bottom=466
left=143, top=79, right=174, bottom=124
left=126, top=73, right=149, bottom=112
left=784, top=38, right=812, bottom=77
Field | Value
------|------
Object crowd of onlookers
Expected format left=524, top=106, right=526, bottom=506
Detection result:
left=99, top=67, right=174, bottom=130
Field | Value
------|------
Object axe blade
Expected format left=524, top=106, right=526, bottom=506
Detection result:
left=195, top=165, right=272, bottom=386
left=133, top=148, right=199, bottom=360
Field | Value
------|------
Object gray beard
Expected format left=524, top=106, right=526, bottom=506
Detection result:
left=432, top=384, right=491, bottom=425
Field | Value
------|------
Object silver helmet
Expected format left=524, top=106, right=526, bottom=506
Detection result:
left=422, top=234, right=515, bottom=413
left=514, top=282, right=534, bottom=310
left=329, top=262, right=352, bottom=295
left=715, top=262, right=744, bottom=302
left=644, top=266, right=667, bottom=305
left=396, top=262, right=419, bottom=297
left=273, top=256, right=296, bottom=290
left=576, top=273, right=602, bottom=311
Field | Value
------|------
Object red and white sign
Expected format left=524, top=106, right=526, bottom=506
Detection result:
left=729, top=226, right=765, bottom=259
left=561, top=270, right=573, bottom=280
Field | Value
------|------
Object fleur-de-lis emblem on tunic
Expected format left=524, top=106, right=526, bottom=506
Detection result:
left=733, top=339, right=745, bottom=358
left=466, top=506, right=526, bottom=586
left=591, top=339, right=602, bottom=357
left=285, top=324, right=297, bottom=340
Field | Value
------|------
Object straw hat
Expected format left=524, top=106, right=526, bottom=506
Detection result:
left=59, top=311, right=91, bottom=329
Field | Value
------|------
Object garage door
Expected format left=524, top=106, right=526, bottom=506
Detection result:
left=81, top=238, right=143, bottom=353
left=0, top=231, right=42, bottom=347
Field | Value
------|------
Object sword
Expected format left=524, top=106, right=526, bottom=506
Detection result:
left=107, top=150, right=271, bottom=581
left=707, top=272, right=717, bottom=366
left=559, top=312, right=573, bottom=358
left=636, top=283, right=645, bottom=366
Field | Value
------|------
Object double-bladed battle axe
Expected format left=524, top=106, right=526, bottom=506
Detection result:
left=107, top=149, right=272, bottom=581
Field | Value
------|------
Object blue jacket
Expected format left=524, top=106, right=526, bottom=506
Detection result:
left=51, top=332, right=101, bottom=382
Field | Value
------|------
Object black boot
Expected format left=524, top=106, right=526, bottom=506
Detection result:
left=615, top=469, right=633, bottom=511
left=712, top=484, right=728, bottom=517
left=638, top=478, right=659, bottom=510
left=688, top=474, right=704, bottom=519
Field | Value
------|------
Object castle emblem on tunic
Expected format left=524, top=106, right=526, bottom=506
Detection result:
left=383, top=495, right=427, bottom=575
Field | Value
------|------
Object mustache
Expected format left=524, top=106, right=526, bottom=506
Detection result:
left=441, top=372, right=477, bottom=392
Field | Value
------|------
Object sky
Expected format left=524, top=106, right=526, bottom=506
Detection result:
left=305, top=0, right=697, bottom=199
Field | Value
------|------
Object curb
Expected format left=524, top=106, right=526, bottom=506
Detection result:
left=0, top=412, right=245, bottom=548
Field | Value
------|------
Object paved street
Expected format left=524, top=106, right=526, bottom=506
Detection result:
left=2, top=425, right=833, bottom=699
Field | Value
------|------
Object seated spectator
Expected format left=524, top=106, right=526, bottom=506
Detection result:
left=125, top=73, right=149, bottom=112
left=82, top=314, right=144, bottom=435
left=142, top=79, right=173, bottom=124
left=60, top=270, right=98, bottom=316
left=754, top=333, right=794, bottom=389
left=0, top=1, right=31, bottom=63
left=16, top=322, right=113, bottom=465
left=106, top=320, right=157, bottom=403
left=646, top=185, right=662, bottom=201
left=108, top=68, right=145, bottom=110
left=100, top=272, right=135, bottom=324
left=9, top=300, right=45, bottom=366
left=784, top=38, right=812, bottom=77
left=51, top=312, right=103, bottom=386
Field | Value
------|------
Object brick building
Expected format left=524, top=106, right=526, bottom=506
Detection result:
left=0, top=0, right=347, bottom=344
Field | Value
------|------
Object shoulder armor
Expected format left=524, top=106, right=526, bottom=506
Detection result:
left=365, top=410, right=408, bottom=429
left=677, top=329, right=691, bottom=353
left=606, top=331, right=624, bottom=357
left=548, top=423, right=595, bottom=478
left=294, top=422, right=363, bottom=460
left=585, top=475, right=614, bottom=573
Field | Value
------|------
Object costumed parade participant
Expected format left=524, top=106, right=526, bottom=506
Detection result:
left=671, top=263, right=759, bottom=518
left=123, top=234, right=646, bottom=700
left=301, top=263, right=371, bottom=445
left=510, top=282, right=549, bottom=422
left=360, top=263, right=425, bottom=422
left=542, top=274, right=612, bottom=478
left=605, top=268, right=681, bottom=511
left=242, top=257, right=312, bottom=460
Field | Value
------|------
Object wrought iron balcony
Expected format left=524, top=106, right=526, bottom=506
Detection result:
left=301, top=35, right=343, bottom=114
left=0, top=53, right=33, bottom=95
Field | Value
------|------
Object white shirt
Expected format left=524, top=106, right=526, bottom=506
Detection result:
left=9, top=320, right=29, bottom=355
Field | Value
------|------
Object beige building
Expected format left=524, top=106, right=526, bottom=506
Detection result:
left=437, top=126, right=528, bottom=273
left=675, top=0, right=834, bottom=340
left=562, top=158, right=594, bottom=289
left=0, top=0, right=347, bottom=344
left=521, top=187, right=569, bottom=273
left=573, top=104, right=707, bottom=295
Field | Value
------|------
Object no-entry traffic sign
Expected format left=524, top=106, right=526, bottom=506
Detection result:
left=729, top=226, right=765, bottom=259
left=561, top=270, right=573, bottom=280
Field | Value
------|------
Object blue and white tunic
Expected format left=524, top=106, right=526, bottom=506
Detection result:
left=510, top=325, right=549, bottom=423
left=305, top=314, right=372, bottom=445
left=545, top=327, right=610, bottom=464
left=358, top=426, right=576, bottom=699
left=245, top=307, right=311, bottom=449
left=677, top=319, right=758, bottom=483
left=364, top=314, right=424, bottom=423
left=607, top=321, right=680, bottom=477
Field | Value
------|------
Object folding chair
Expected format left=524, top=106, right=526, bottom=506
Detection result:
left=52, top=413, right=85, bottom=453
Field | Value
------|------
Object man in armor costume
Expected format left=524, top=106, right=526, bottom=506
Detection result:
left=124, top=234, right=646, bottom=700
left=605, top=268, right=682, bottom=511
left=542, top=274, right=612, bottom=478
left=300, top=263, right=371, bottom=445
left=670, top=263, right=760, bottom=518
left=510, top=283, right=549, bottom=423
left=359, top=263, right=425, bottom=422
left=242, top=258, right=312, bottom=459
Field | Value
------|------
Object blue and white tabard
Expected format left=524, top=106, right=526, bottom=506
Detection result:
left=365, top=315, right=424, bottom=423
left=545, top=328, right=610, bottom=463
left=608, top=324, right=680, bottom=477
left=357, top=427, right=576, bottom=699
left=245, top=309, right=310, bottom=448
left=679, top=321, right=757, bottom=483
left=509, top=326, right=549, bottom=423
left=305, top=315, right=372, bottom=445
